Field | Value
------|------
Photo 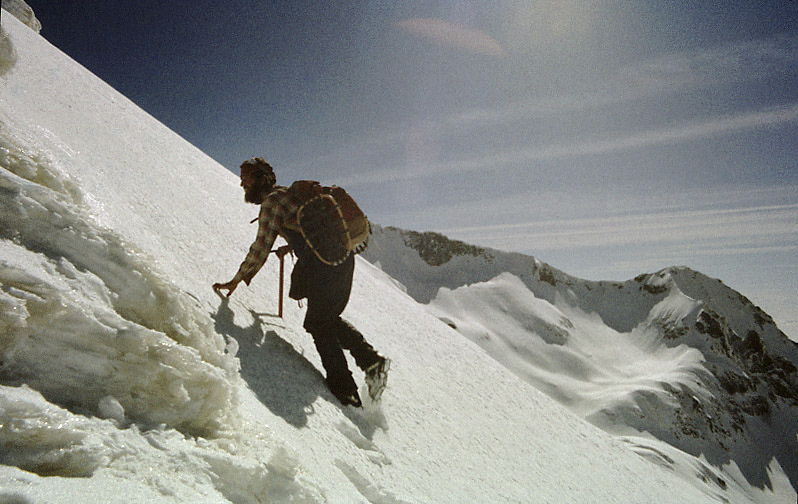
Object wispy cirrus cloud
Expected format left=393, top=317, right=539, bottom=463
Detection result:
left=394, top=18, right=506, bottom=57
left=623, top=33, right=798, bottom=89
left=309, top=33, right=798, bottom=189
left=339, top=102, right=798, bottom=187
left=399, top=33, right=798, bottom=136
left=443, top=203, right=798, bottom=252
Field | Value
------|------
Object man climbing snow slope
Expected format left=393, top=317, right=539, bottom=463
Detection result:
left=214, top=158, right=389, bottom=407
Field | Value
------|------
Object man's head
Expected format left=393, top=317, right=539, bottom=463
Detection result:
left=240, top=158, right=276, bottom=204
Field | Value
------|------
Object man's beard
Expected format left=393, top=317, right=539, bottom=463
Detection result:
left=244, top=178, right=271, bottom=204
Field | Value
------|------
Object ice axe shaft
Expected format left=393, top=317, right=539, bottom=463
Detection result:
left=279, top=256, right=284, bottom=317
left=272, top=246, right=291, bottom=318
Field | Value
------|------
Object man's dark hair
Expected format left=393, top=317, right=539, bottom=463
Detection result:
left=241, top=157, right=276, bottom=187
left=241, top=158, right=276, bottom=204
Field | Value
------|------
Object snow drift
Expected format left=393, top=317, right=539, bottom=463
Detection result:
left=0, top=125, right=241, bottom=436
left=1, top=7, right=795, bottom=503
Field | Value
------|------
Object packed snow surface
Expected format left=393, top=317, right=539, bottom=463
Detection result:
left=1, top=9, right=795, bottom=504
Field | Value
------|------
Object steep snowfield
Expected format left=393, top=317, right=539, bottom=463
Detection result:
left=0, top=12, right=746, bottom=503
left=364, top=226, right=798, bottom=503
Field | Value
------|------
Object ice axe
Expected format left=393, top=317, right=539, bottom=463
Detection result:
left=272, top=245, right=292, bottom=318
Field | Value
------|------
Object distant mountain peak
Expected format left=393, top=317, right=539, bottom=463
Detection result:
left=364, top=224, right=798, bottom=494
left=386, top=226, right=492, bottom=266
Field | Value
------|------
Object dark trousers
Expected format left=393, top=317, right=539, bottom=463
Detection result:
left=287, top=232, right=380, bottom=396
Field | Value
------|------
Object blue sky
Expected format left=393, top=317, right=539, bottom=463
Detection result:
left=27, top=0, right=798, bottom=336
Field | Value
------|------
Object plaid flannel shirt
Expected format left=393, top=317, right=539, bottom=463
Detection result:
left=233, top=185, right=303, bottom=285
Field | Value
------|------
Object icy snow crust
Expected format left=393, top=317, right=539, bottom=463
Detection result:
left=0, top=11, right=786, bottom=503
left=0, top=129, right=240, bottom=436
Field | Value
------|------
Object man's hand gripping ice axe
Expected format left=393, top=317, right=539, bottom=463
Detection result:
left=212, top=245, right=292, bottom=318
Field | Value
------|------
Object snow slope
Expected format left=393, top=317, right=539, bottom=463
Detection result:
left=0, top=11, right=748, bottom=504
left=363, top=225, right=798, bottom=503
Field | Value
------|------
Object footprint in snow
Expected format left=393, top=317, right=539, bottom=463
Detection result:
left=336, top=421, right=392, bottom=466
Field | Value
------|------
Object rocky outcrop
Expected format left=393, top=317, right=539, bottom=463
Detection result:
left=390, top=227, right=491, bottom=266
left=2, top=0, right=42, bottom=33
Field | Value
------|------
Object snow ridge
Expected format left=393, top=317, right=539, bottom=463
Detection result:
left=365, top=224, right=798, bottom=501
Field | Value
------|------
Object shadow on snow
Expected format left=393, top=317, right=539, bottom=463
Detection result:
left=211, top=297, right=379, bottom=439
